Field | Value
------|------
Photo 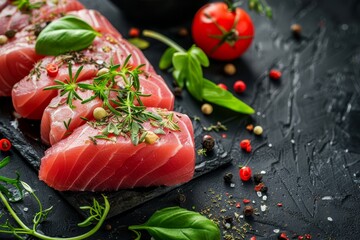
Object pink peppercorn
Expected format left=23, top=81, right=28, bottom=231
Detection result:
left=269, top=69, right=282, bottom=80
left=217, top=83, right=228, bottom=90
left=233, top=80, right=246, bottom=93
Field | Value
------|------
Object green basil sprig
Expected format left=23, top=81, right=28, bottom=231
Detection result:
left=35, top=16, right=101, bottom=56
left=129, top=206, right=221, bottom=240
left=143, top=30, right=254, bottom=114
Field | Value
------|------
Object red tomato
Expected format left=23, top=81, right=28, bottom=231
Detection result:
left=192, top=2, right=255, bottom=60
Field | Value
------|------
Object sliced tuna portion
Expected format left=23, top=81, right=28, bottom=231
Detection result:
left=12, top=33, right=156, bottom=119
left=0, top=0, right=84, bottom=35
left=41, top=73, right=174, bottom=145
left=39, top=108, right=195, bottom=191
left=1, top=9, right=126, bottom=97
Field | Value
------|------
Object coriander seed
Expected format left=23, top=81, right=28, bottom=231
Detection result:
left=144, top=131, right=159, bottom=144
left=0, top=35, right=8, bottom=45
left=253, top=126, right=263, bottom=135
left=93, top=107, right=108, bottom=120
left=201, top=103, right=213, bottom=115
left=224, top=63, right=236, bottom=75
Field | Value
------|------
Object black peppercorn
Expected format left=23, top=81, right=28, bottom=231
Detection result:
left=253, top=173, right=263, bottom=184
left=260, top=186, right=268, bottom=193
left=243, top=205, right=254, bottom=216
left=5, top=29, right=16, bottom=39
left=202, top=135, right=215, bottom=152
left=176, top=193, right=186, bottom=203
left=223, top=172, right=233, bottom=183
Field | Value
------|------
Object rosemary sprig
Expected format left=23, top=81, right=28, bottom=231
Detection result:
left=0, top=157, right=110, bottom=240
left=44, top=63, right=83, bottom=109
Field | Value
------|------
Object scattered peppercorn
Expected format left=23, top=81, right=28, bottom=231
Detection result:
left=202, top=135, right=215, bottom=152
left=260, top=186, right=268, bottom=193
left=250, top=237, right=257, bottom=240
left=233, top=80, right=246, bottom=93
left=245, top=145, right=252, bottom=153
left=240, top=139, right=251, bottom=150
left=46, top=63, right=59, bottom=77
left=304, top=234, right=312, bottom=239
left=298, top=236, right=304, bottom=240
left=128, top=27, right=140, bottom=38
left=5, top=29, right=16, bottom=38
left=0, top=138, right=11, bottom=151
left=243, top=199, right=250, bottom=204
left=254, top=182, right=265, bottom=192
left=223, top=172, right=233, bottom=183
left=277, top=203, right=283, bottom=207
left=0, top=35, right=8, bottom=45
left=253, top=126, right=263, bottom=135
left=269, top=69, right=282, bottom=80
left=235, top=202, right=241, bottom=208
left=224, top=63, right=236, bottom=75
left=291, top=23, right=302, bottom=38
left=105, top=224, right=112, bottom=231
left=173, top=87, right=182, bottom=97
left=217, top=83, right=228, bottom=90
left=278, top=232, right=289, bottom=240
left=246, top=124, right=254, bottom=131
left=177, top=193, right=187, bottom=203
left=178, top=27, right=188, bottom=37
left=239, top=166, right=252, bottom=181
left=201, top=103, right=213, bottom=115
left=253, top=173, right=263, bottom=184
left=93, top=107, right=108, bottom=120
left=243, top=205, right=254, bottom=216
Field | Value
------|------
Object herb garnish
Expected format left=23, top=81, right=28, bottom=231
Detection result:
left=45, top=55, right=180, bottom=145
left=143, top=30, right=255, bottom=114
left=12, top=0, right=45, bottom=12
left=0, top=157, right=110, bottom=240
left=129, top=206, right=221, bottom=240
left=44, top=63, right=83, bottom=109
left=35, top=16, right=101, bottom=56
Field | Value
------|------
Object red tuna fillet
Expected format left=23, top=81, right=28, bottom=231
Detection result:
left=39, top=108, right=195, bottom=191
left=12, top=34, right=155, bottom=119
left=0, top=0, right=84, bottom=35
left=41, top=73, right=174, bottom=145
left=1, top=9, right=123, bottom=97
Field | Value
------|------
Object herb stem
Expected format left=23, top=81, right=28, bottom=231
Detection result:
left=0, top=192, right=30, bottom=231
left=143, top=30, right=185, bottom=53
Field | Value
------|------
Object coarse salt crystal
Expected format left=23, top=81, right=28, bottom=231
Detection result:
left=268, top=143, right=273, bottom=148
left=291, top=139, right=295, bottom=144
left=240, top=215, right=244, bottom=219
left=322, top=196, right=333, bottom=200
left=257, top=191, right=262, bottom=197
left=260, top=170, right=266, bottom=174
left=273, top=229, right=280, bottom=233
left=23, top=207, right=29, bottom=212
left=230, top=183, right=235, bottom=188
left=261, top=205, right=267, bottom=212
left=262, top=195, right=268, bottom=201
left=327, top=217, right=333, bottom=221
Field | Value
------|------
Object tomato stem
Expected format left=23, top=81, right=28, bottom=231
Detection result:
left=143, top=30, right=185, bottom=53
left=224, top=0, right=236, bottom=12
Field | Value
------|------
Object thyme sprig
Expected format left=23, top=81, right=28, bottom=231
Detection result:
left=0, top=157, right=110, bottom=240
left=44, top=63, right=83, bottom=109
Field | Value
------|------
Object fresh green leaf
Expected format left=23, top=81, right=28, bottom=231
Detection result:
left=0, top=156, right=10, bottom=169
left=185, top=54, right=204, bottom=101
left=129, top=207, right=221, bottom=240
left=202, top=79, right=255, bottom=114
left=128, top=37, right=150, bottom=50
left=35, top=16, right=100, bottom=56
left=159, top=47, right=177, bottom=70
left=188, top=46, right=209, bottom=67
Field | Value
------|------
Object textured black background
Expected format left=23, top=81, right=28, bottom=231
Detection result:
left=1, top=0, right=360, bottom=239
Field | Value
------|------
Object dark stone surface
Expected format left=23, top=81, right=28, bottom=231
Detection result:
left=1, top=0, right=360, bottom=239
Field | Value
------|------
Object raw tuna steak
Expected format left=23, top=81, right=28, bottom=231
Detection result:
left=0, top=9, right=124, bottom=97
left=39, top=108, right=195, bottom=191
left=12, top=34, right=156, bottom=119
left=40, top=73, right=174, bottom=145
left=0, top=0, right=84, bottom=35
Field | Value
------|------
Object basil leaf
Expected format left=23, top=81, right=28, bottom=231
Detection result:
left=202, top=79, right=255, bottom=114
left=159, top=47, right=177, bottom=70
left=35, top=16, right=100, bottom=56
left=129, top=207, right=221, bottom=240
left=172, top=52, right=203, bottom=101
left=189, top=45, right=209, bottom=67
